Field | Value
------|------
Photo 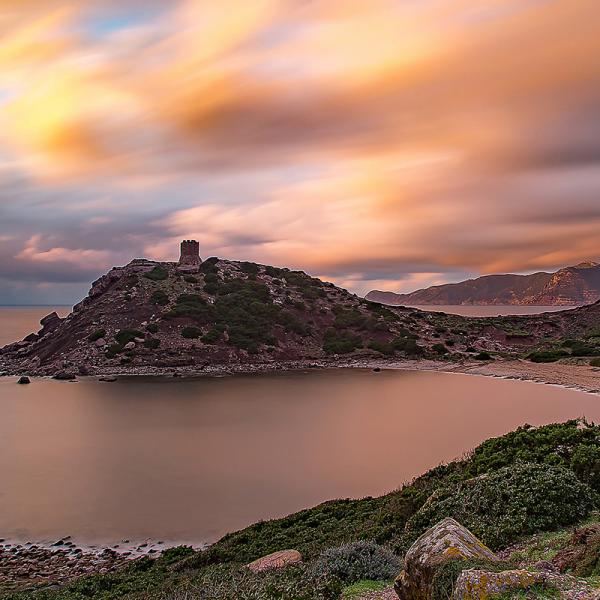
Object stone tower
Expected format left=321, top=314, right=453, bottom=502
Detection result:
left=178, top=240, right=202, bottom=272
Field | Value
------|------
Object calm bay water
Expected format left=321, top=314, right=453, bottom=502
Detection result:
left=0, top=370, right=598, bottom=546
left=0, top=306, right=597, bottom=547
left=0, top=306, right=71, bottom=346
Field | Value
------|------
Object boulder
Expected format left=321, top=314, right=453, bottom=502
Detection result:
left=452, top=569, right=544, bottom=599
left=17, top=376, right=30, bottom=384
left=95, top=338, right=107, bottom=347
left=52, top=371, right=76, bottom=381
left=246, top=549, right=302, bottom=573
left=40, top=312, right=61, bottom=329
left=394, top=518, right=497, bottom=600
left=123, top=341, right=136, bottom=350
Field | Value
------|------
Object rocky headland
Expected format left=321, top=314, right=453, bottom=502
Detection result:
left=0, top=243, right=599, bottom=386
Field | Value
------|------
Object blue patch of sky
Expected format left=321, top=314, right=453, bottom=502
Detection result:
left=83, top=5, right=167, bottom=38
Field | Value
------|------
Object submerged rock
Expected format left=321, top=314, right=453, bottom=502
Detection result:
left=17, top=376, right=30, bottom=384
left=246, top=549, right=302, bottom=573
left=394, top=518, right=497, bottom=600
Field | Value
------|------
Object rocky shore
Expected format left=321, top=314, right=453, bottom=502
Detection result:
left=0, top=537, right=201, bottom=593
left=2, top=355, right=598, bottom=396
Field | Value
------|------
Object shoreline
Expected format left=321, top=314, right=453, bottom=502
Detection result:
left=1, top=357, right=599, bottom=395
left=0, top=537, right=203, bottom=593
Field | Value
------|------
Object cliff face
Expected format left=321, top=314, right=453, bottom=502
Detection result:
left=366, top=262, right=600, bottom=306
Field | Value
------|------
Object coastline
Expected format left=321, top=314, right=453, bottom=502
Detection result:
left=2, top=356, right=598, bottom=395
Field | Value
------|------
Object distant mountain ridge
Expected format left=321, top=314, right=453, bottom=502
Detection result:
left=366, top=261, right=600, bottom=306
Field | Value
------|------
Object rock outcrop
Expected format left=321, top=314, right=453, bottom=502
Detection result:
left=394, top=518, right=497, bottom=600
left=246, top=549, right=302, bottom=573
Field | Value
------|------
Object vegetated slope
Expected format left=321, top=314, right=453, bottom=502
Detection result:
left=0, top=257, right=432, bottom=375
left=2, top=420, right=599, bottom=599
left=1, top=257, right=600, bottom=375
left=366, top=261, right=600, bottom=306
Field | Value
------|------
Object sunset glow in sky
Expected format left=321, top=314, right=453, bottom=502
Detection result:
left=1, top=0, right=599, bottom=304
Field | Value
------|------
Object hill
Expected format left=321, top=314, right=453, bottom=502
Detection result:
left=366, top=261, right=600, bottom=306
left=1, top=244, right=599, bottom=376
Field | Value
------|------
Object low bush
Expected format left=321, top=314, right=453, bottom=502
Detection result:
left=591, top=357, right=600, bottom=367
left=323, top=330, right=363, bottom=354
left=312, top=541, right=400, bottom=585
left=570, top=342, right=600, bottom=357
left=184, top=275, right=198, bottom=284
left=144, top=338, right=160, bottom=349
left=432, top=343, right=448, bottom=355
left=115, top=329, right=144, bottom=345
left=144, top=266, right=168, bottom=281
left=392, top=336, right=423, bottom=356
left=367, top=341, right=395, bottom=356
left=406, top=462, right=596, bottom=549
left=150, top=290, right=169, bottom=305
left=475, top=351, right=492, bottom=360
left=88, top=328, right=106, bottom=342
left=182, top=326, right=202, bottom=339
left=528, top=349, right=569, bottom=363
left=202, top=328, right=222, bottom=344
left=333, top=307, right=367, bottom=329
left=146, top=323, right=160, bottom=334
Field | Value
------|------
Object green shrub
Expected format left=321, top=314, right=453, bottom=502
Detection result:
left=333, top=307, right=367, bottom=329
left=88, top=328, right=106, bottom=342
left=143, top=265, right=168, bottom=281
left=238, top=261, right=260, bottom=274
left=432, top=343, right=448, bottom=355
left=184, top=275, right=198, bottom=284
left=150, top=290, right=169, bottom=305
left=167, top=294, right=211, bottom=321
left=146, top=323, right=159, bottom=333
left=312, top=541, right=400, bottom=584
left=278, top=310, right=309, bottom=335
left=392, top=336, right=423, bottom=356
left=115, top=329, right=144, bottom=345
left=367, top=341, right=395, bottom=356
left=570, top=342, right=600, bottom=357
left=528, top=349, right=568, bottom=363
left=591, top=357, right=600, bottom=367
left=181, top=326, right=202, bottom=339
left=202, top=327, right=222, bottom=344
left=106, top=343, right=123, bottom=357
left=468, top=421, right=600, bottom=491
left=475, top=351, right=492, bottom=360
left=406, top=462, right=596, bottom=549
left=143, top=338, right=160, bottom=349
left=203, top=272, right=220, bottom=295
left=323, top=330, right=362, bottom=354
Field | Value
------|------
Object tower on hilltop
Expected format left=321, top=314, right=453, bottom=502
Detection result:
left=178, top=240, right=202, bottom=272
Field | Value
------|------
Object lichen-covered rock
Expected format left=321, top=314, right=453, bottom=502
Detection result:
left=246, top=549, right=302, bottom=573
left=394, top=518, right=497, bottom=600
left=453, top=568, right=544, bottom=599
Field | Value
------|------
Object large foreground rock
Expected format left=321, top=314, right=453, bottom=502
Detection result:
left=246, top=549, right=302, bottom=573
left=394, top=518, right=497, bottom=600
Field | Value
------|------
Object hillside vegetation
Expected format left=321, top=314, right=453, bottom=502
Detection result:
left=1, top=256, right=599, bottom=376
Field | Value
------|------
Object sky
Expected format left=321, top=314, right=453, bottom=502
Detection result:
left=0, top=0, right=599, bottom=304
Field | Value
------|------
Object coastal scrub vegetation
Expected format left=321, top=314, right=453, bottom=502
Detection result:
left=143, top=266, right=169, bottom=281
left=3, top=420, right=600, bottom=600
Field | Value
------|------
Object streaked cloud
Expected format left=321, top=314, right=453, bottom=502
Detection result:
left=0, top=0, right=599, bottom=302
